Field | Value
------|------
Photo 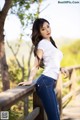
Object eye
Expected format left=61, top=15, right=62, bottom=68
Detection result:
left=41, top=28, right=45, bottom=31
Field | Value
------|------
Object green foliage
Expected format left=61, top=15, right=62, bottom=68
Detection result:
left=8, top=59, right=28, bottom=83
left=11, top=0, right=42, bottom=27
left=61, top=40, right=80, bottom=67
left=9, top=101, right=24, bottom=120
left=10, top=0, right=44, bottom=41
left=8, top=59, right=43, bottom=84
left=9, top=110, right=20, bottom=120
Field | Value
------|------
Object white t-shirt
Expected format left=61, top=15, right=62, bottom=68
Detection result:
left=38, top=39, right=63, bottom=80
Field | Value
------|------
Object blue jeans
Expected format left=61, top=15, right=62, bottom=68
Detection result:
left=36, top=74, right=60, bottom=120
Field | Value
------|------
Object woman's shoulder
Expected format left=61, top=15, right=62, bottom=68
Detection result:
left=38, top=39, right=47, bottom=44
left=38, top=39, right=48, bottom=50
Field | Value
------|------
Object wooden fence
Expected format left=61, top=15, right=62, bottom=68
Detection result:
left=0, top=65, right=80, bottom=120
left=60, top=65, right=80, bottom=119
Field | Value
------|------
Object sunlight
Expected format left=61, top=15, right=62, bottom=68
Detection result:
left=0, top=0, right=5, bottom=11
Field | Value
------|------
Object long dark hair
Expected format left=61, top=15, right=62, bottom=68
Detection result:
left=31, top=18, right=57, bottom=68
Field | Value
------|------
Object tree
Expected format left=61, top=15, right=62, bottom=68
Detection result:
left=0, top=0, right=42, bottom=91
left=0, top=0, right=12, bottom=91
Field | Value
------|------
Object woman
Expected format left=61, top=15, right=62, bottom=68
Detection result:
left=19, top=18, right=69, bottom=120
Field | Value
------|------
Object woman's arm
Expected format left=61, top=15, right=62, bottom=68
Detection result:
left=18, top=49, right=43, bottom=86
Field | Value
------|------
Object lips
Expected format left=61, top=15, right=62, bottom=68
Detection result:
left=47, top=33, right=50, bottom=35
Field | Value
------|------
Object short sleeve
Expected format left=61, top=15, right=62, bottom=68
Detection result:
left=38, top=40, right=45, bottom=52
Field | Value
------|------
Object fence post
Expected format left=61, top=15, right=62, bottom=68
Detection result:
left=24, top=97, right=28, bottom=120
left=33, top=91, right=44, bottom=120
left=70, top=69, right=77, bottom=99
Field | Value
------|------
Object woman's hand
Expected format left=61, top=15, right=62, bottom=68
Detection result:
left=60, top=67, right=69, bottom=79
left=18, top=80, right=32, bottom=86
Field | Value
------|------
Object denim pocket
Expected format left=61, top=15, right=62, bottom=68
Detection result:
left=36, top=82, right=43, bottom=93
left=36, top=75, right=44, bottom=92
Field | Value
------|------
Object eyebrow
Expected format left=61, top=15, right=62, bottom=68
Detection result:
left=41, top=24, right=49, bottom=29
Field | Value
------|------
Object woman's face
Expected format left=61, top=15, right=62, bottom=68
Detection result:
left=40, top=22, right=51, bottom=40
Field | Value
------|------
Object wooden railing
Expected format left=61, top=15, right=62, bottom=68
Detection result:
left=62, top=65, right=80, bottom=105
left=0, top=79, right=46, bottom=120
left=0, top=65, right=80, bottom=120
left=57, top=65, right=80, bottom=118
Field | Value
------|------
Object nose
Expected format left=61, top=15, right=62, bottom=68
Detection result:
left=46, top=28, right=49, bottom=32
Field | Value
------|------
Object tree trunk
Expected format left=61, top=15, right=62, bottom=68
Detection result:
left=0, top=0, right=12, bottom=91
left=0, top=51, right=10, bottom=91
